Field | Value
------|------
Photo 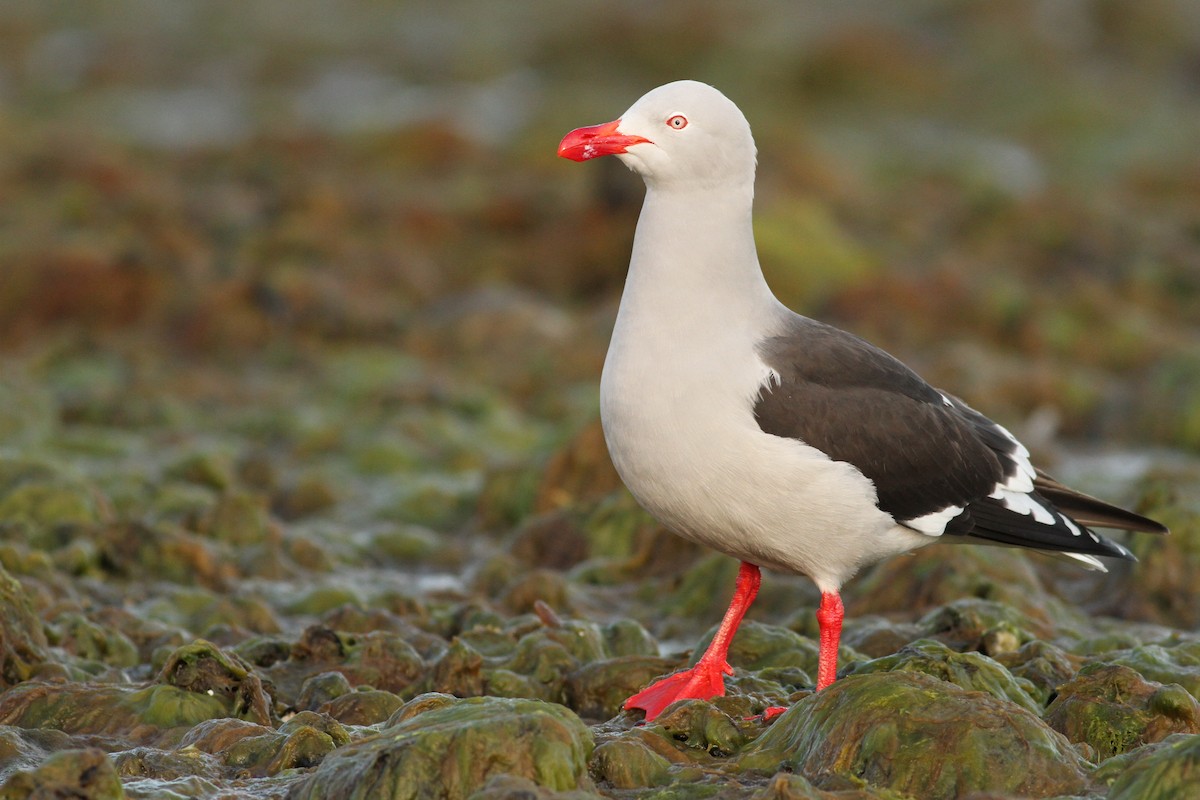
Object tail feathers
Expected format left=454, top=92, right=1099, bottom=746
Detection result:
left=1033, top=471, right=1168, bottom=534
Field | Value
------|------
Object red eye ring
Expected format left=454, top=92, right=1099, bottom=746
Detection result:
left=666, top=115, right=688, bottom=129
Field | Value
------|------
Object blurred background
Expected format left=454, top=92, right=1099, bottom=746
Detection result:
left=2, top=0, right=1198, bottom=454
left=1, top=1, right=1199, bottom=555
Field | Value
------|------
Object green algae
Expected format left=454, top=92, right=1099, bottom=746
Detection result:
left=1095, top=733, right=1200, bottom=799
left=1044, top=663, right=1200, bottom=760
left=1099, top=642, right=1200, bottom=700
left=735, top=672, right=1089, bottom=799
left=848, top=638, right=1042, bottom=714
left=288, top=696, right=594, bottom=799
left=0, top=747, right=124, bottom=800
left=0, top=563, right=50, bottom=687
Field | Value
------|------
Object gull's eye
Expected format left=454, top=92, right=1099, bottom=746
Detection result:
left=666, top=115, right=688, bottom=130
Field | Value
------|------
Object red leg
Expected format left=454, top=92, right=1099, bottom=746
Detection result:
left=625, top=561, right=760, bottom=720
left=816, top=591, right=844, bottom=690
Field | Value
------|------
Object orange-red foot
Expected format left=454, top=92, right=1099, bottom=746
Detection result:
left=761, top=705, right=787, bottom=722
left=624, top=659, right=731, bottom=721
left=743, top=705, right=788, bottom=722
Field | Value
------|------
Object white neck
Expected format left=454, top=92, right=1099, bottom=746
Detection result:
left=616, top=182, right=779, bottom=340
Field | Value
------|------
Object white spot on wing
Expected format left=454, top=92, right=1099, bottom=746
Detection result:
left=990, top=486, right=1056, bottom=525
left=903, top=504, right=964, bottom=536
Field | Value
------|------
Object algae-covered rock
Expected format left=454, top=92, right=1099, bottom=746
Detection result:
left=112, top=746, right=219, bottom=781
left=156, top=640, right=272, bottom=725
left=848, top=547, right=1056, bottom=627
left=287, top=696, right=593, bottom=799
left=848, top=639, right=1041, bottom=713
left=223, top=711, right=350, bottom=777
left=995, top=639, right=1081, bottom=705
left=0, top=747, right=124, bottom=800
left=266, top=626, right=425, bottom=707
left=735, top=672, right=1089, bottom=799
left=639, top=699, right=750, bottom=762
left=566, top=655, right=678, bottom=720
left=1095, top=733, right=1200, bottom=799
left=48, top=612, right=140, bottom=669
left=1044, top=663, right=1200, bottom=759
left=915, top=598, right=1051, bottom=654
left=1123, top=486, right=1200, bottom=628
left=590, top=737, right=672, bottom=789
left=748, top=772, right=907, bottom=799
left=320, top=689, right=405, bottom=726
left=0, top=563, right=50, bottom=687
left=0, top=726, right=74, bottom=782
left=296, top=670, right=353, bottom=711
left=0, top=681, right=225, bottom=743
left=1099, top=641, right=1200, bottom=700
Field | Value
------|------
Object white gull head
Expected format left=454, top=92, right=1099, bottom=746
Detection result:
left=558, top=80, right=757, bottom=191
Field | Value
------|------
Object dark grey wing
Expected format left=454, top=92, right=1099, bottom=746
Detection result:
left=753, top=317, right=1150, bottom=560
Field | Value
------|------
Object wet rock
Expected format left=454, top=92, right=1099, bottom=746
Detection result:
left=296, top=670, right=353, bottom=711
left=995, top=639, right=1081, bottom=705
left=591, top=737, right=671, bottom=789
left=49, top=612, right=139, bottom=669
left=265, top=627, right=424, bottom=706
left=166, top=451, right=234, bottom=492
left=0, top=563, right=50, bottom=687
left=274, top=474, right=338, bottom=521
left=0, top=478, right=105, bottom=545
left=196, top=491, right=272, bottom=546
left=565, top=655, right=679, bottom=720
left=0, top=682, right=196, bottom=744
left=0, top=726, right=74, bottom=781
left=385, top=692, right=458, bottom=726
left=320, top=689, right=405, bottom=726
left=749, top=772, right=905, bottom=799
left=533, top=419, right=622, bottom=514
left=735, top=672, right=1089, bottom=799
left=222, top=711, right=350, bottom=777
left=177, top=718, right=273, bottom=754
left=94, top=521, right=236, bottom=589
left=915, top=597, right=1052, bottom=654
left=288, top=696, right=593, bottom=799
left=601, top=619, right=658, bottom=658
left=466, top=773, right=603, bottom=799
left=848, top=547, right=1058, bottom=626
left=1099, top=641, right=1200, bottom=700
left=156, top=640, right=273, bottom=725
left=112, top=746, right=219, bottom=781
left=1094, top=733, right=1200, bottom=799
left=1044, top=663, right=1200, bottom=759
left=640, top=700, right=750, bottom=763
left=0, top=747, right=124, bottom=800
left=1123, top=481, right=1200, bottom=628
left=839, top=615, right=923, bottom=659
left=848, top=639, right=1041, bottom=713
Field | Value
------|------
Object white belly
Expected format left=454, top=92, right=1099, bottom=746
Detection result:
left=600, top=333, right=928, bottom=590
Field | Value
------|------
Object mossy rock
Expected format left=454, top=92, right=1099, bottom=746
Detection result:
left=223, top=711, right=349, bottom=777
left=1099, top=641, right=1200, bottom=700
left=734, top=672, right=1089, bottom=799
left=1045, top=663, right=1200, bottom=760
left=848, top=638, right=1041, bottom=713
left=287, top=696, right=594, bottom=799
left=1095, top=733, right=1200, bottom=799
left=0, top=747, right=124, bottom=800
left=995, top=639, right=1081, bottom=705
left=0, top=563, right=50, bottom=687
left=156, top=640, right=273, bottom=725
left=848, top=547, right=1056, bottom=628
